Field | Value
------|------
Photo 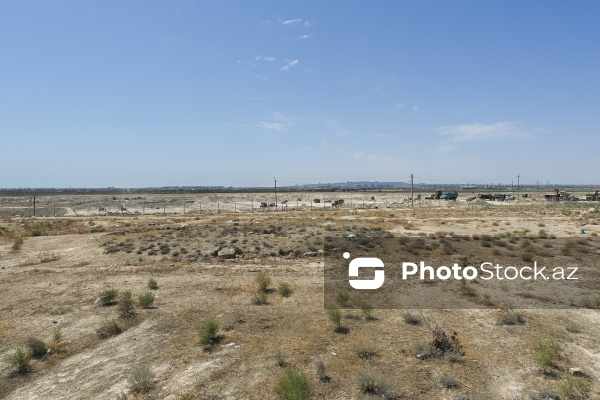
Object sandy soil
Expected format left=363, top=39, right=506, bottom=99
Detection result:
left=0, top=195, right=599, bottom=399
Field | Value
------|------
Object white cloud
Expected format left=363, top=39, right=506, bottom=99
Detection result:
left=436, top=144, right=458, bottom=153
left=412, top=105, right=419, bottom=112
left=326, top=119, right=349, bottom=137
left=282, top=18, right=303, bottom=25
left=255, top=56, right=276, bottom=62
left=297, top=34, right=313, bottom=39
left=438, top=122, right=534, bottom=143
left=258, top=122, right=287, bottom=131
left=374, top=133, right=394, bottom=139
left=281, top=59, right=299, bottom=71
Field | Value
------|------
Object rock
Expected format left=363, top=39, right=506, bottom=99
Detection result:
left=218, top=247, right=237, bottom=259
left=304, top=251, right=319, bottom=257
left=569, top=367, right=584, bottom=376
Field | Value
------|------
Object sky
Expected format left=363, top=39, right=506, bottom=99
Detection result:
left=1, top=1, right=599, bottom=188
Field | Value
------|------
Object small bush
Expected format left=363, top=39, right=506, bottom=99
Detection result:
left=277, top=349, right=287, bottom=367
left=315, top=358, right=327, bottom=381
left=99, top=288, right=119, bottom=306
left=354, top=341, right=378, bottom=359
left=97, top=319, right=122, bottom=339
left=276, top=367, right=312, bottom=400
left=327, top=307, right=343, bottom=332
left=556, top=376, right=590, bottom=399
left=198, top=319, right=220, bottom=346
left=499, top=310, right=525, bottom=325
left=440, top=373, right=461, bottom=389
left=117, top=292, right=137, bottom=321
left=31, top=229, right=42, bottom=236
left=252, top=291, right=268, bottom=305
left=12, top=236, right=24, bottom=250
left=91, top=225, right=106, bottom=233
left=147, top=278, right=158, bottom=290
left=402, top=311, right=422, bottom=325
left=138, top=292, right=155, bottom=309
left=255, top=271, right=271, bottom=292
left=335, top=290, right=350, bottom=307
left=535, top=338, right=560, bottom=369
left=128, top=365, right=154, bottom=394
left=278, top=282, right=292, bottom=297
left=357, top=369, right=396, bottom=399
left=6, top=347, right=32, bottom=374
left=360, top=303, right=374, bottom=320
left=25, top=337, right=48, bottom=359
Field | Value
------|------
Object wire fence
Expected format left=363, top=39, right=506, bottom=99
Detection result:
left=1, top=194, right=591, bottom=218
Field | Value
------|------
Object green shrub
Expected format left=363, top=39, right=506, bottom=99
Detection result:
left=252, top=291, right=268, bottom=305
left=556, top=376, right=590, bottom=399
left=5, top=347, right=32, bottom=374
left=255, top=271, right=271, bottom=292
left=99, top=288, right=119, bottom=306
left=91, top=224, right=106, bottom=233
left=357, top=368, right=395, bottom=399
left=535, top=338, right=560, bottom=368
left=31, top=229, right=42, bottom=236
left=278, top=282, right=292, bottom=297
left=198, top=319, right=220, bottom=346
left=335, top=290, right=350, bottom=306
left=118, top=292, right=137, bottom=321
left=360, top=303, right=374, bottom=320
left=354, top=341, right=378, bottom=359
left=276, top=367, right=312, bottom=400
left=128, top=365, right=154, bottom=394
left=499, top=310, right=525, bottom=325
left=147, top=278, right=158, bottom=290
left=138, top=292, right=155, bottom=309
left=327, top=307, right=342, bottom=331
left=12, top=236, right=24, bottom=250
left=25, top=337, right=48, bottom=359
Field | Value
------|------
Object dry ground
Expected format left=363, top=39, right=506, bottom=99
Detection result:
left=1, top=197, right=599, bottom=399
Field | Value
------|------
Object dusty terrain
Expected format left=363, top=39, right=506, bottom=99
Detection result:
left=1, top=193, right=599, bottom=399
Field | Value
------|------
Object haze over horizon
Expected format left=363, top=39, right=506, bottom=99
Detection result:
left=1, top=1, right=599, bottom=188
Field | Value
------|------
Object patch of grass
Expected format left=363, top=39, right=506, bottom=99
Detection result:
left=25, top=337, right=48, bottom=359
left=138, top=292, right=155, bottom=309
left=118, top=292, right=137, bottom=321
left=327, top=307, right=343, bottom=332
left=276, top=367, right=312, bottom=400
left=97, top=319, right=123, bottom=339
left=147, top=278, right=158, bottom=290
left=354, top=341, right=378, bottom=359
left=5, top=347, right=32, bottom=374
left=255, top=271, right=271, bottom=292
left=565, top=323, right=582, bottom=334
left=360, top=303, right=374, bottom=320
left=357, top=368, right=396, bottom=399
left=499, top=310, right=525, bottom=325
left=335, top=290, right=350, bottom=307
left=278, top=282, right=292, bottom=297
left=198, top=319, right=220, bottom=346
left=91, top=224, right=106, bottom=233
left=535, top=338, right=561, bottom=369
left=440, top=373, right=461, bottom=389
left=128, top=365, right=154, bottom=394
left=556, top=376, right=590, bottom=399
left=98, top=288, right=119, bottom=306
left=12, top=236, right=24, bottom=250
left=252, top=291, right=268, bottom=305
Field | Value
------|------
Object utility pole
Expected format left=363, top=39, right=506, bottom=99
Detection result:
left=274, top=177, right=277, bottom=211
left=410, top=173, right=414, bottom=208
left=33, top=196, right=36, bottom=217
left=517, top=174, right=520, bottom=197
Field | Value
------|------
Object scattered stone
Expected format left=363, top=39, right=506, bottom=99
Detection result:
left=569, top=367, right=584, bottom=376
left=218, top=247, right=237, bottom=259
left=304, top=251, right=319, bottom=257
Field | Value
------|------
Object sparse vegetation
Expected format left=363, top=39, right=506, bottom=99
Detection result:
left=252, top=291, right=268, bottom=305
left=128, top=365, right=154, bottom=394
left=556, top=375, right=590, bottom=399
left=255, top=271, right=271, bottom=292
left=335, top=290, right=350, bottom=306
left=440, top=373, right=461, bottom=389
left=118, top=292, right=137, bottom=321
left=402, top=310, right=422, bottom=325
left=354, top=340, right=378, bottom=359
left=147, top=278, right=158, bottom=290
left=535, top=338, right=561, bottom=369
left=278, top=282, right=292, bottom=297
left=198, top=318, right=220, bottom=346
left=99, top=288, right=119, bottom=306
left=12, top=236, right=24, bottom=250
left=138, top=292, right=155, bottom=308
left=5, top=347, right=32, bottom=374
left=25, top=337, right=48, bottom=359
left=97, top=319, right=123, bottom=339
left=327, top=307, right=343, bottom=332
left=499, top=309, right=525, bottom=325
left=276, top=367, right=312, bottom=400
left=357, top=368, right=396, bottom=399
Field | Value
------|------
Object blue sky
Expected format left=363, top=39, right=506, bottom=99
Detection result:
left=1, top=1, right=599, bottom=188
